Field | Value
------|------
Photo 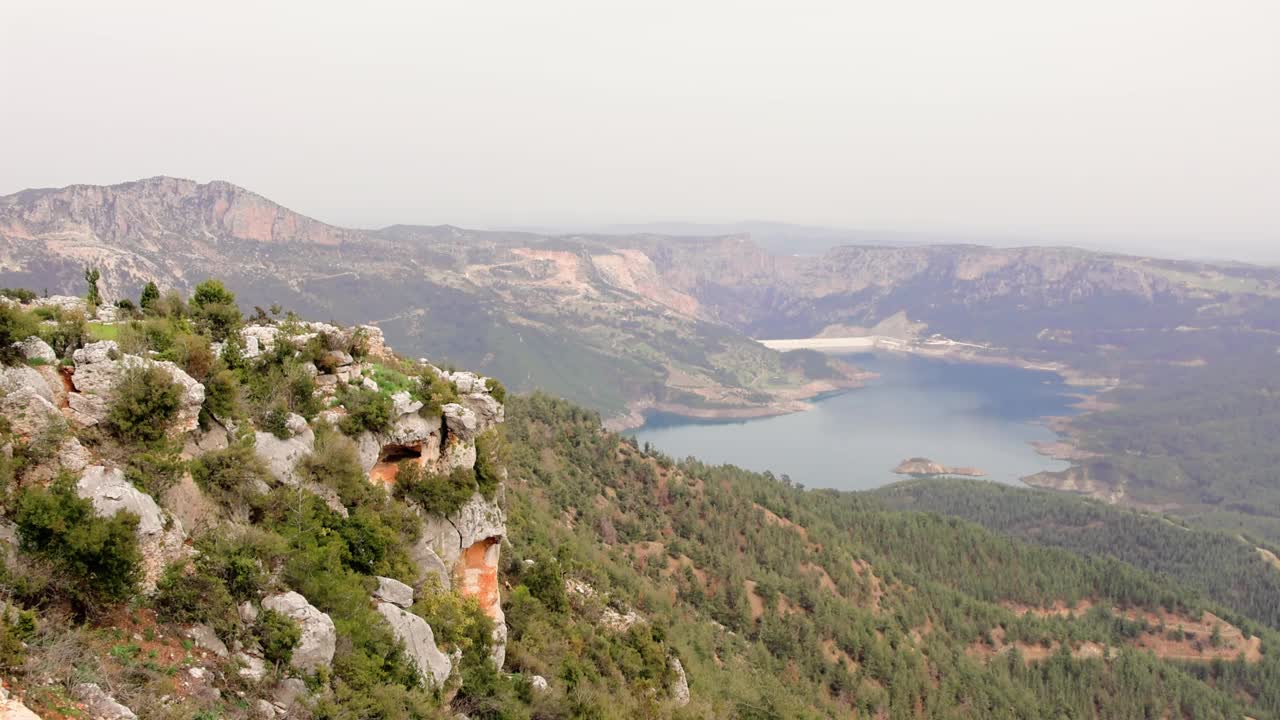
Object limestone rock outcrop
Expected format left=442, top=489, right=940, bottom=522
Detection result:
left=375, top=602, right=452, bottom=688
left=68, top=341, right=205, bottom=434
left=253, top=414, right=315, bottom=485
left=261, top=591, right=336, bottom=673
left=669, top=656, right=690, bottom=706
left=419, top=493, right=507, bottom=666
left=374, top=576, right=415, bottom=608
left=76, top=465, right=187, bottom=591
left=14, top=336, right=56, bottom=364
left=73, top=682, right=137, bottom=720
left=0, top=386, right=60, bottom=439
left=0, top=365, right=56, bottom=405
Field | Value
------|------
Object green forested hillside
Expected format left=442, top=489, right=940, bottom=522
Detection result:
left=875, top=478, right=1280, bottom=631
left=501, top=393, right=1280, bottom=719
left=2, top=280, right=1279, bottom=719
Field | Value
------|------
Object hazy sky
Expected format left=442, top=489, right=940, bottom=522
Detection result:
left=2, top=1, right=1277, bottom=260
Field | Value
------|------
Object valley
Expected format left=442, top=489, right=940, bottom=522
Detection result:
left=4, top=177, right=1280, bottom=537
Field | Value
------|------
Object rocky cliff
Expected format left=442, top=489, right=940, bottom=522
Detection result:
left=0, top=291, right=512, bottom=716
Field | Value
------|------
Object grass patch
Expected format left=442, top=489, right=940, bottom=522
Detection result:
left=88, top=322, right=120, bottom=341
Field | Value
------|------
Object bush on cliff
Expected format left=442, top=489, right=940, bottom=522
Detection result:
left=336, top=384, right=393, bottom=436
left=190, top=442, right=273, bottom=508
left=106, top=365, right=182, bottom=445
left=15, top=477, right=142, bottom=610
left=394, top=463, right=476, bottom=517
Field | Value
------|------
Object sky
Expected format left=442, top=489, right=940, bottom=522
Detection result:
left=2, top=1, right=1278, bottom=261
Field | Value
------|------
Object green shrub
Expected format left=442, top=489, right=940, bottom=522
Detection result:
left=36, top=312, right=89, bottom=359
left=15, top=478, right=142, bottom=608
left=0, top=304, right=37, bottom=365
left=168, top=332, right=215, bottom=381
left=298, top=428, right=377, bottom=508
left=484, top=377, right=507, bottom=405
left=190, top=280, right=241, bottom=341
left=194, top=526, right=286, bottom=601
left=139, top=281, right=160, bottom=312
left=124, top=443, right=185, bottom=497
left=412, top=370, right=460, bottom=417
left=260, top=405, right=291, bottom=439
left=256, top=607, right=302, bottom=667
left=337, top=385, right=393, bottom=436
left=203, top=367, right=241, bottom=421
left=394, top=463, right=477, bottom=517
left=106, top=365, right=182, bottom=444
left=190, top=443, right=273, bottom=507
left=152, top=561, right=237, bottom=636
left=474, top=429, right=506, bottom=500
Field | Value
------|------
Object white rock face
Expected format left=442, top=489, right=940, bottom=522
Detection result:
left=375, top=602, right=452, bottom=688
left=0, top=386, right=60, bottom=438
left=529, top=675, right=549, bottom=693
left=408, top=537, right=452, bottom=591
left=253, top=422, right=315, bottom=485
left=262, top=591, right=337, bottom=673
left=237, top=651, right=268, bottom=682
left=669, top=656, right=690, bottom=706
left=0, top=365, right=55, bottom=404
left=374, top=576, right=415, bottom=608
left=441, top=403, right=478, bottom=442
left=76, top=465, right=188, bottom=591
left=15, top=336, right=57, bottom=364
left=69, top=340, right=205, bottom=434
left=419, top=493, right=506, bottom=570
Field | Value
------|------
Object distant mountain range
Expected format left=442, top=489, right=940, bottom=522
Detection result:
left=5, top=176, right=1280, bottom=539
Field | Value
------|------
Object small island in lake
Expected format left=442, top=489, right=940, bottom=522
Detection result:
left=893, top=457, right=986, bottom=478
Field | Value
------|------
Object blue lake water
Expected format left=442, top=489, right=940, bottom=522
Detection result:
left=630, top=353, right=1075, bottom=491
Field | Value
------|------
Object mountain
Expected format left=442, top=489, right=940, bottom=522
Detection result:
left=5, top=177, right=1280, bottom=540
left=1, top=284, right=1278, bottom=718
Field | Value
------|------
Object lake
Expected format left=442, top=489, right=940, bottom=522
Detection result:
left=630, top=353, right=1075, bottom=491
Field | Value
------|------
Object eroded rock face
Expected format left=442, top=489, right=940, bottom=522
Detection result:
left=0, top=386, right=60, bottom=438
left=253, top=416, right=315, bottom=485
left=76, top=465, right=188, bottom=591
left=0, top=365, right=56, bottom=404
left=375, top=602, right=452, bottom=688
left=419, top=493, right=507, bottom=666
left=69, top=340, right=205, bottom=434
left=261, top=591, right=336, bottom=673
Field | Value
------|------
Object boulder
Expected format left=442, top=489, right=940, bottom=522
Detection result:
left=184, top=624, right=229, bottom=657
left=391, top=391, right=423, bottom=417
left=375, top=602, right=452, bottom=688
left=0, top=365, right=55, bottom=404
left=15, top=336, right=56, bottom=364
left=529, top=675, right=549, bottom=693
left=461, top=392, right=504, bottom=433
left=236, top=651, right=268, bottom=683
left=94, top=305, right=120, bottom=323
left=262, top=591, right=336, bottom=673
left=272, top=677, right=309, bottom=711
left=254, top=699, right=277, bottom=719
left=0, top=387, right=60, bottom=438
left=241, top=325, right=280, bottom=356
left=442, top=404, right=478, bottom=442
left=76, top=465, right=188, bottom=591
left=253, top=422, right=315, bottom=486
left=360, top=376, right=379, bottom=393
left=0, top=686, right=42, bottom=720
left=72, top=683, right=137, bottom=720
left=374, top=576, right=415, bottom=608
left=57, top=437, right=90, bottom=473
left=239, top=601, right=259, bottom=624
left=69, top=341, right=205, bottom=434
left=355, top=325, right=392, bottom=360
